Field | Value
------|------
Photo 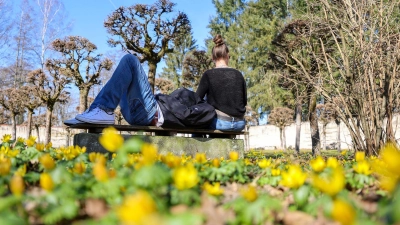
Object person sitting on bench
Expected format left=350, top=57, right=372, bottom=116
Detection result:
left=64, top=34, right=247, bottom=132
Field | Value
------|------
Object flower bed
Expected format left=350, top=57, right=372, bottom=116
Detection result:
left=0, top=127, right=399, bottom=225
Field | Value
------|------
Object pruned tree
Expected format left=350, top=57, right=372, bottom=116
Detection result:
left=20, top=85, right=43, bottom=138
left=155, top=78, right=174, bottom=94
left=0, top=88, right=25, bottom=140
left=30, top=113, right=47, bottom=142
left=27, top=63, right=70, bottom=144
left=104, top=0, right=191, bottom=92
left=268, top=107, right=294, bottom=151
left=181, top=50, right=213, bottom=91
left=51, top=36, right=113, bottom=113
left=270, top=19, right=331, bottom=155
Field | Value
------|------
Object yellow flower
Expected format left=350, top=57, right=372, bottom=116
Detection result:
left=7, top=149, right=19, bottom=158
left=141, top=143, right=158, bottom=166
left=39, top=154, right=55, bottom=170
left=45, top=142, right=52, bottom=150
left=258, top=158, right=272, bottom=169
left=341, top=150, right=347, bottom=156
left=353, top=160, right=372, bottom=175
left=40, top=173, right=54, bottom=191
left=271, top=168, right=281, bottom=176
left=1, top=134, right=11, bottom=143
left=0, top=156, right=11, bottom=176
left=161, top=153, right=181, bottom=168
left=72, top=162, right=86, bottom=175
left=15, top=164, right=27, bottom=176
left=99, top=127, right=124, bottom=152
left=35, top=143, right=45, bottom=152
left=331, top=199, right=355, bottom=225
left=280, top=164, right=307, bottom=189
left=63, top=146, right=86, bottom=160
left=211, top=158, right=220, bottom=167
left=203, top=182, right=224, bottom=196
left=229, top=151, right=239, bottom=161
left=0, top=146, right=19, bottom=158
left=379, top=176, right=398, bottom=193
left=380, top=142, right=400, bottom=175
left=327, top=157, right=339, bottom=169
left=310, top=156, right=326, bottom=173
left=312, top=167, right=345, bottom=196
left=173, top=163, right=199, bottom=190
left=93, top=161, right=108, bottom=182
left=88, top=152, right=106, bottom=164
left=355, top=151, right=365, bottom=162
left=195, top=153, right=207, bottom=164
left=117, top=191, right=157, bottom=225
left=240, top=185, right=258, bottom=202
left=10, top=174, right=24, bottom=196
left=26, top=136, right=37, bottom=147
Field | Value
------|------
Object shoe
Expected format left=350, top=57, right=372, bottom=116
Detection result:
left=64, top=118, right=87, bottom=126
left=75, top=107, right=115, bottom=124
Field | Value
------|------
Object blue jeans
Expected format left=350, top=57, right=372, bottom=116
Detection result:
left=90, top=54, right=157, bottom=125
left=209, top=117, right=246, bottom=131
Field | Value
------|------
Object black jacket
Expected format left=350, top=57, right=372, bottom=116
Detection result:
left=155, top=88, right=216, bottom=128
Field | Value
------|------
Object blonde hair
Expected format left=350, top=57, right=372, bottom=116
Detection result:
left=212, top=34, right=229, bottom=61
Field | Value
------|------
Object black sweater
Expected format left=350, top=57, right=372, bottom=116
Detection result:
left=196, top=67, right=247, bottom=117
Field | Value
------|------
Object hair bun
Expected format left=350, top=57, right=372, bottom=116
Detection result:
left=213, top=34, right=224, bottom=47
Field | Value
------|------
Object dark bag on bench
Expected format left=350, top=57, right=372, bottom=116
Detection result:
left=155, top=87, right=216, bottom=128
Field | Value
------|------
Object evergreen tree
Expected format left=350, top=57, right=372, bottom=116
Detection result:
left=159, top=32, right=197, bottom=90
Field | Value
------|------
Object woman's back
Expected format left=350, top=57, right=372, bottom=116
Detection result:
left=196, top=67, right=246, bottom=118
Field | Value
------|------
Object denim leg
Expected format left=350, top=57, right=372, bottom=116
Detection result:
left=209, top=118, right=245, bottom=131
left=90, top=54, right=157, bottom=125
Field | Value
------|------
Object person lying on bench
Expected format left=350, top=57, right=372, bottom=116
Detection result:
left=64, top=34, right=247, bottom=132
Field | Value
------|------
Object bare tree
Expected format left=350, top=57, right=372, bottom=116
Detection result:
left=0, top=0, right=14, bottom=62
left=268, top=107, right=294, bottom=151
left=27, top=64, right=70, bottom=144
left=0, top=88, right=25, bottom=140
left=32, top=0, right=71, bottom=70
left=279, top=0, right=400, bottom=155
left=104, top=0, right=191, bottom=92
left=50, top=36, right=113, bottom=113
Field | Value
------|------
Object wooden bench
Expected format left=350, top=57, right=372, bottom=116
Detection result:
left=67, top=123, right=247, bottom=139
left=68, top=123, right=247, bottom=158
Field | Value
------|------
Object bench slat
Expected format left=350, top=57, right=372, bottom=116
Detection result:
left=68, top=123, right=247, bottom=135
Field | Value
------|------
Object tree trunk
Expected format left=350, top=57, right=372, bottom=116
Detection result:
left=295, top=99, right=302, bottom=153
left=336, top=118, right=341, bottom=153
left=35, top=125, right=40, bottom=143
left=322, top=123, right=327, bottom=151
left=283, top=127, right=287, bottom=151
left=279, top=127, right=284, bottom=150
left=309, top=93, right=321, bottom=155
left=26, top=110, right=33, bottom=138
left=65, top=127, right=70, bottom=146
left=11, top=113, right=16, bottom=140
left=79, top=87, right=90, bottom=113
left=147, top=62, right=157, bottom=93
left=44, top=109, right=52, bottom=144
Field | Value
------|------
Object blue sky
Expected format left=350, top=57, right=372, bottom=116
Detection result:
left=63, top=0, right=215, bottom=57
